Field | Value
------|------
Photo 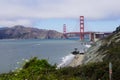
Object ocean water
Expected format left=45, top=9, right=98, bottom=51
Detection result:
left=0, top=39, right=87, bottom=73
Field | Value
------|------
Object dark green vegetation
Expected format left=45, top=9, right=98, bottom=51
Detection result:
left=0, top=57, right=119, bottom=80
left=0, top=26, right=120, bottom=80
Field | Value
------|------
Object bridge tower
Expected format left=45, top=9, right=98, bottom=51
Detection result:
left=80, top=16, right=84, bottom=40
left=63, top=24, right=67, bottom=38
left=63, top=24, right=66, bottom=34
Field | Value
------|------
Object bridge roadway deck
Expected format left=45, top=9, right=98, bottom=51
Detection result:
left=66, top=32, right=112, bottom=34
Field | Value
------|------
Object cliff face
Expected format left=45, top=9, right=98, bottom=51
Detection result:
left=83, top=25, right=120, bottom=64
left=68, top=26, right=120, bottom=67
left=0, top=25, right=63, bottom=39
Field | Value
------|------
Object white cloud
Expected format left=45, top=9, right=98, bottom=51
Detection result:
left=0, top=19, right=32, bottom=27
left=0, top=0, right=120, bottom=27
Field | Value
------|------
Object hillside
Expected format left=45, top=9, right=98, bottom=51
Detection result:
left=68, top=26, right=120, bottom=67
left=0, top=25, right=63, bottom=39
left=83, top=25, right=120, bottom=64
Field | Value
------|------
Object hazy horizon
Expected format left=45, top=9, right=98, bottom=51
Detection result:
left=0, top=0, right=119, bottom=32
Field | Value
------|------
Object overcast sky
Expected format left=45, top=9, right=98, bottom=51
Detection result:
left=0, top=0, right=120, bottom=32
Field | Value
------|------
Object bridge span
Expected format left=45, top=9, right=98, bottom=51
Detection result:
left=65, top=31, right=112, bottom=41
left=63, top=16, right=112, bottom=41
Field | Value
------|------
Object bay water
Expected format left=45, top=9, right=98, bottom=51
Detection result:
left=0, top=39, right=86, bottom=73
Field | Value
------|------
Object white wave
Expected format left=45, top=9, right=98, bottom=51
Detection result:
left=85, top=44, right=91, bottom=48
left=57, top=54, right=75, bottom=68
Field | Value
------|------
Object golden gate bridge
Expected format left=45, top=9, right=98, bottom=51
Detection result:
left=63, top=16, right=112, bottom=41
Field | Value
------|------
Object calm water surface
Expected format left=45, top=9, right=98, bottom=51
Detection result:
left=0, top=39, right=85, bottom=73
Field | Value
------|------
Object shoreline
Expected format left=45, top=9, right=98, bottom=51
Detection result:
left=67, top=54, right=85, bottom=67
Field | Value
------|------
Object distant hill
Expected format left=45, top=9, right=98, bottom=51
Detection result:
left=0, top=25, right=64, bottom=39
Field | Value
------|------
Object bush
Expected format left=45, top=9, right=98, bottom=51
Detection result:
left=0, top=57, right=120, bottom=80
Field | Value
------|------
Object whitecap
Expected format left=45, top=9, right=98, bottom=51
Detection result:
left=85, top=44, right=91, bottom=48
left=57, top=54, right=75, bottom=68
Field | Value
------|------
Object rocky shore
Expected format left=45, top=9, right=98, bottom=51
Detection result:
left=68, top=54, right=84, bottom=67
left=67, top=43, right=91, bottom=67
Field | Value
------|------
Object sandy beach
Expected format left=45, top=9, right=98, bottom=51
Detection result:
left=68, top=54, right=84, bottom=67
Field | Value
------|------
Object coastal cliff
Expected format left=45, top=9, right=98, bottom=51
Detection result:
left=84, top=25, right=120, bottom=64
left=0, top=25, right=63, bottom=39
left=68, top=25, right=120, bottom=67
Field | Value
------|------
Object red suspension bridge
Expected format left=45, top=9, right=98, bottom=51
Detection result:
left=63, top=16, right=112, bottom=41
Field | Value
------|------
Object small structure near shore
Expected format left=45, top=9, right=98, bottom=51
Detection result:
left=71, top=48, right=84, bottom=55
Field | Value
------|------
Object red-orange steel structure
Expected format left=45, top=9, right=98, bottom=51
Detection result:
left=80, top=16, right=84, bottom=40
left=62, top=16, right=112, bottom=41
left=63, top=24, right=66, bottom=34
